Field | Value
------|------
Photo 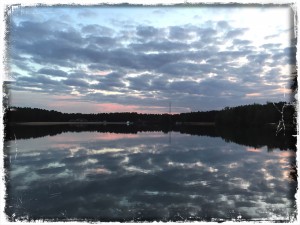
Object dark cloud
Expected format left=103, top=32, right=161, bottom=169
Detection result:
left=169, top=81, right=201, bottom=95
left=37, top=166, right=66, bottom=175
left=77, top=9, right=99, bottom=18
left=225, top=28, right=248, bottom=39
left=127, top=74, right=152, bottom=91
left=168, top=26, right=192, bottom=40
left=91, top=72, right=126, bottom=91
left=87, top=63, right=113, bottom=71
left=261, top=43, right=281, bottom=49
left=197, top=79, right=246, bottom=98
left=137, top=52, right=183, bottom=71
left=18, top=75, right=61, bottom=86
left=129, top=40, right=188, bottom=53
left=81, top=24, right=114, bottom=36
left=247, top=53, right=271, bottom=66
left=198, top=28, right=218, bottom=42
left=219, top=49, right=252, bottom=60
left=11, top=20, right=54, bottom=41
left=66, top=71, right=89, bottom=79
left=10, top=58, right=36, bottom=73
left=217, top=20, right=230, bottom=29
left=14, top=74, right=73, bottom=95
left=14, top=38, right=81, bottom=67
left=149, top=77, right=169, bottom=92
left=38, top=68, right=68, bottom=77
left=136, top=26, right=162, bottom=39
left=55, top=29, right=84, bottom=45
left=86, top=36, right=118, bottom=48
left=63, top=78, right=90, bottom=87
left=158, top=61, right=213, bottom=76
left=232, top=39, right=252, bottom=46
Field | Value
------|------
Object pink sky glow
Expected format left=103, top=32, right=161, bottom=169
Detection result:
left=48, top=99, right=179, bottom=114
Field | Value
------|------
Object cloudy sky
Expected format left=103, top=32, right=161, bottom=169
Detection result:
left=7, top=5, right=295, bottom=114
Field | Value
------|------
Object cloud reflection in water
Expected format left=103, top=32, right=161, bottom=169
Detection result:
left=5, top=131, right=297, bottom=221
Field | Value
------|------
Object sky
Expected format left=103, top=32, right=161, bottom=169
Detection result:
left=6, top=5, right=296, bottom=114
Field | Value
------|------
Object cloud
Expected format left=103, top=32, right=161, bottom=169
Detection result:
left=8, top=8, right=294, bottom=113
left=261, top=43, right=281, bottom=49
left=217, top=20, right=230, bottom=30
left=38, top=68, right=69, bottom=77
left=232, top=39, right=252, bottom=46
left=95, top=72, right=125, bottom=87
left=197, top=27, right=218, bottom=42
left=158, top=61, right=213, bottom=76
left=127, top=74, right=152, bottom=91
left=168, top=26, right=192, bottom=40
left=63, top=78, right=90, bottom=88
left=129, top=40, right=188, bottom=53
left=18, top=75, right=61, bottom=86
left=225, top=28, right=248, bottom=39
left=86, top=35, right=119, bottom=48
left=247, top=53, right=271, bottom=66
left=136, top=26, right=163, bottom=39
left=81, top=24, right=114, bottom=36
left=77, top=9, right=99, bottom=18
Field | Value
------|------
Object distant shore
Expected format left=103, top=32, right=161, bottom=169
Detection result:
left=13, top=122, right=130, bottom=126
left=13, top=121, right=216, bottom=126
left=175, top=122, right=215, bottom=126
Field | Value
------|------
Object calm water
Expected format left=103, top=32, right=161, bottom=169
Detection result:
left=5, top=129, right=297, bottom=221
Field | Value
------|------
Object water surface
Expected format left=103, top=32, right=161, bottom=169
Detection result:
left=5, top=129, right=297, bottom=221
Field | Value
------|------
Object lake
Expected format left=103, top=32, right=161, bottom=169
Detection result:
left=4, top=126, right=297, bottom=222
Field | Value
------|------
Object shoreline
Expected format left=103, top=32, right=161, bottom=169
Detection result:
left=11, top=122, right=216, bottom=126
left=13, top=122, right=130, bottom=126
left=175, top=122, right=215, bottom=126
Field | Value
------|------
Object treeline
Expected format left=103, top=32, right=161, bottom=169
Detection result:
left=4, top=101, right=296, bottom=129
left=215, top=102, right=295, bottom=128
left=4, top=107, right=171, bottom=124
left=172, top=110, right=218, bottom=123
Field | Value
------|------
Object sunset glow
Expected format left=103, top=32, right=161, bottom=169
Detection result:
left=246, top=147, right=262, bottom=153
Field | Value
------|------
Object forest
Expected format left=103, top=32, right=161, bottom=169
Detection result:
left=4, top=101, right=297, bottom=151
left=4, top=101, right=296, bottom=129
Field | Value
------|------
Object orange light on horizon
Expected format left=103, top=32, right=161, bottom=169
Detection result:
left=274, top=87, right=292, bottom=94
left=245, top=93, right=262, bottom=97
left=93, top=70, right=112, bottom=76
left=246, top=147, right=262, bottom=153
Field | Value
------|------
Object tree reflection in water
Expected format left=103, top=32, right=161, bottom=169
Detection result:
left=5, top=124, right=296, bottom=151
